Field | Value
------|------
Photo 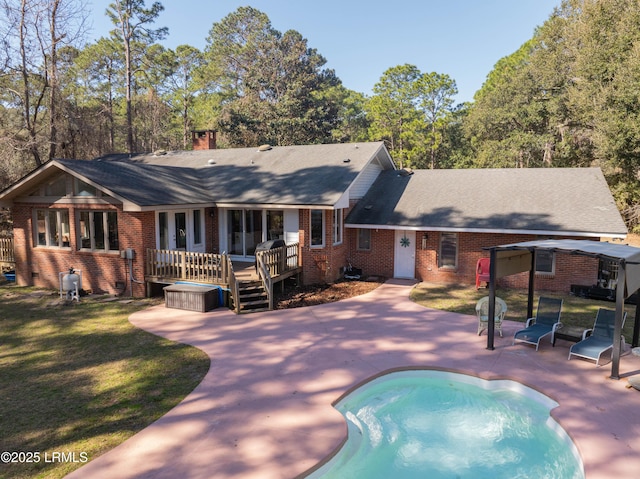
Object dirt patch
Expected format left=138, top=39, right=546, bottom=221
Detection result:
left=274, top=278, right=384, bottom=309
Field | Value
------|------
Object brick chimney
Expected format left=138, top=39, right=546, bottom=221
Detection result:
left=191, top=130, right=217, bottom=150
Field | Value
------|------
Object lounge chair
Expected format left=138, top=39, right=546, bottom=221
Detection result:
left=568, top=308, right=627, bottom=366
left=513, top=297, right=563, bottom=350
left=475, top=258, right=490, bottom=289
left=476, top=296, right=507, bottom=337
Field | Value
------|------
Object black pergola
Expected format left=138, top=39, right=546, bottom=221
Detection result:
left=484, top=239, right=640, bottom=380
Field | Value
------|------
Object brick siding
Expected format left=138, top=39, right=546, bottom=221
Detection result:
left=300, top=209, right=349, bottom=284
left=12, top=203, right=152, bottom=297
left=348, top=229, right=600, bottom=293
left=349, top=228, right=395, bottom=279
left=11, top=195, right=601, bottom=298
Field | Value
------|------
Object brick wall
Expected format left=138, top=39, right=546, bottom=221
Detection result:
left=498, top=252, right=598, bottom=291
left=300, top=209, right=350, bottom=285
left=12, top=203, right=153, bottom=297
left=349, top=228, right=395, bottom=279
left=205, top=207, right=219, bottom=253
left=348, top=228, right=600, bottom=293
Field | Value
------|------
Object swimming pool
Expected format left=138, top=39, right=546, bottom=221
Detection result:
left=309, top=370, right=584, bottom=479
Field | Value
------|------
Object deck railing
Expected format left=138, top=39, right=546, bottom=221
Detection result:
left=146, top=243, right=300, bottom=285
left=0, top=237, right=14, bottom=266
left=227, top=257, right=241, bottom=314
left=146, top=249, right=229, bottom=284
left=255, top=242, right=300, bottom=277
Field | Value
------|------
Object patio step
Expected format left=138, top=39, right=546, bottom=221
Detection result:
left=236, top=280, right=270, bottom=313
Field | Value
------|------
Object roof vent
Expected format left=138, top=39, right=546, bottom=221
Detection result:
left=258, top=144, right=272, bottom=151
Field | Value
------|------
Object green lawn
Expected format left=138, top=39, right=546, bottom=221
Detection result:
left=0, top=285, right=210, bottom=479
left=410, top=282, right=637, bottom=343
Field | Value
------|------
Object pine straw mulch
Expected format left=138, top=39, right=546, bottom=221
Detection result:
left=274, top=278, right=385, bottom=309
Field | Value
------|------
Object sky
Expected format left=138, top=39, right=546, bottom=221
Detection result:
left=87, top=0, right=561, bottom=104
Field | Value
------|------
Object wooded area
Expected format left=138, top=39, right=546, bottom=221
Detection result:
left=1, top=0, right=640, bottom=230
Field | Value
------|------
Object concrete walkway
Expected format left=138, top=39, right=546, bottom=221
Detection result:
left=66, top=280, right=640, bottom=479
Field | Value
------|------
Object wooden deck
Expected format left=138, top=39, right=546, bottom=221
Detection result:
left=145, top=243, right=302, bottom=313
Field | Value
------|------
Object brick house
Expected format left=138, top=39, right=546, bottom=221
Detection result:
left=0, top=137, right=628, bottom=304
left=345, top=167, right=628, bottom=292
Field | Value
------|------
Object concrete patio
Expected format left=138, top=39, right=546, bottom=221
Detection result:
left=65, top=280, right=640, bottom=479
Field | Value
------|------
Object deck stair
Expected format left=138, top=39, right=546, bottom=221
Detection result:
left=235, top=280, right=270, bottom=313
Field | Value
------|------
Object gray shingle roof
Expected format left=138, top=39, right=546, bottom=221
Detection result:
left=56, top=160, right=210, bottom=206
left=54, top=142, right=389, bottom=208
left=345, top=168, right=627, bottom=237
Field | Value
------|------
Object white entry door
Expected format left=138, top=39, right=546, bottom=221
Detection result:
left=394, top=230, right=416, bottom=279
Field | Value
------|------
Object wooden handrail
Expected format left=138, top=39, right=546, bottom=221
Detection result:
left=227, top=256, right=241, bottom=314
left=256, top=251, right=273, bottom=311
left=257, top=242, right=300, bottom=277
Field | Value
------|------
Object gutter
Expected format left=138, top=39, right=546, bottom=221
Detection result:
left=344, top=223, right=627, bottom=240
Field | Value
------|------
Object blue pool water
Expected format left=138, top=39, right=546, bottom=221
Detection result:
left=310, top=370, right=584, bottom=479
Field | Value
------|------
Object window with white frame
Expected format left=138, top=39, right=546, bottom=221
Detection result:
left=535, top=250, right=555, bottom=274
left=34, top=209, right=70, bottom=247
left=158, top=212, right=169, bottom=249
left=357, top=228, right=371, bottom=250
left=193, top=210, right=202, bottom=245
left=78, top=210, right=119, bottom=252
left=311, top=210, right=324, bottom=247
left=439, top=232, right=458, bottom=268
left=333, top=209, right=343, bottom=245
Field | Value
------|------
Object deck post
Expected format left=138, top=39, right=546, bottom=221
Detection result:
left=181, top=252, right=186, bottom=280
left=633, top=289, right=640, bottom=348
left=487, top=247, right=496, bottom=350
left=611, top=260, right=626, bottom=380
left=527, top=249, right=536, bottom=320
